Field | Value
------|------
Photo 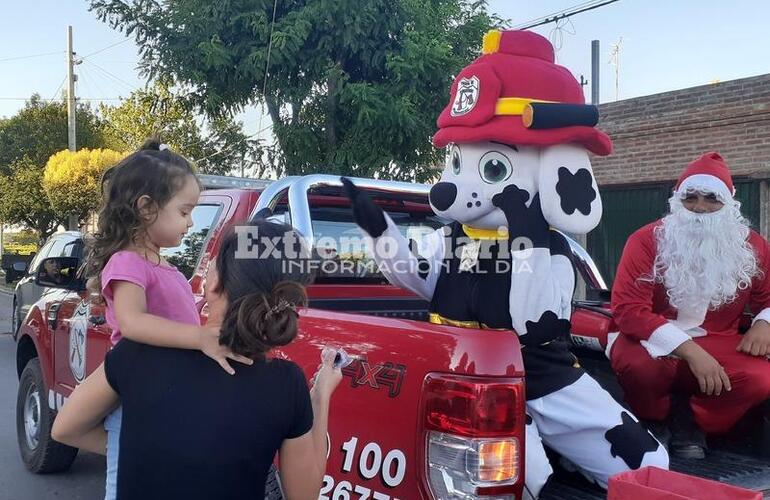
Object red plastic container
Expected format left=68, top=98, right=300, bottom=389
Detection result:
left=608, top=466, right=762, bottom=500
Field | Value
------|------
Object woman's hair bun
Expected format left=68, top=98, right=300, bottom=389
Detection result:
left=139, top=137, right=162, bottom=151
left=218, top=281, right=308, bottom=359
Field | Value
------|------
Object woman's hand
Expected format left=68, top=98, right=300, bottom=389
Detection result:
left=198, top=325, right=254, bottom=375
left=310, top=348, right=343, bottom=402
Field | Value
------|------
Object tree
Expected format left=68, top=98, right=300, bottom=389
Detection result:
left=99, top=82, right=261, bottom=175
left=43, top=148, right=127, bottom=223
left=90, top=0, right=499, bottom=181
left=0, top=96, right=109, bottom=240
left=0, top=95, right=107, bottom=174
left=0, top=159, right=63, bottom=243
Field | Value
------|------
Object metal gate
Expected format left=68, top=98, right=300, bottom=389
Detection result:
left=587, top=180, right=760, bottom=286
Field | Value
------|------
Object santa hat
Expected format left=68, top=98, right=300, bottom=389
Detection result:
left=675, top=152, right=735, bottom=201
left=433, top=30, right=612, bottom=156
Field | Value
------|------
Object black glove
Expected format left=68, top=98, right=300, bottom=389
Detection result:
left=341, top=177, right=388, bottom=238
left=492, top=185, right=550, bottom=247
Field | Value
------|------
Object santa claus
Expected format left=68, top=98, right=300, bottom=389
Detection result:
left=610, top=151, right=770, bottom=459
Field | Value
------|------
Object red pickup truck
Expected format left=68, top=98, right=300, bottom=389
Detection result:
left=14, top=174, right=770, bottom=499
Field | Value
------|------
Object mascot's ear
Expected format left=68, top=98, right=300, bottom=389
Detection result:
left=537, top=144, right=602, bottom=234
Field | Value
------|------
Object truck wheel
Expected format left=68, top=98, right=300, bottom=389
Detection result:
left=16, top=358, right=78, bottom=473
left=264, top=464, right=284, bottom=500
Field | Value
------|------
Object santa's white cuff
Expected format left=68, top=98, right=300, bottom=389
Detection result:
left=640, top=322, right=691, bottom=358
left=752, top=307, right=770, bottom=326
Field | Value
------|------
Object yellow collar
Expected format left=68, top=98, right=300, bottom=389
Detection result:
left=461, top=224, right=509, bottom=240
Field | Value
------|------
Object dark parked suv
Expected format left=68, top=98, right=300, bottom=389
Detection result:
left=12, top=232, right=83, bottom=339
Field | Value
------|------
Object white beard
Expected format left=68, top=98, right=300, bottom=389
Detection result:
left=653, top=197, right=759, bottom=312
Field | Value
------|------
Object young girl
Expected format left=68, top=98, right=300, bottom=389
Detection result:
left=86, top=139, right=252, bottom=499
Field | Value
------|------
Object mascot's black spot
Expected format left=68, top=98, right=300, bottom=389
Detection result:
left=556, top=167, right=596, bottom=216
left=472, top=192, right=478, bottom=198
left=522, top=310, right=571, bottom=347
left=466, top=202, right=473, bottom=208
left=430, top=182, right=458, bottom=211
left=475, top=201, right=481, bottom=207
left=526, top=414, right=533, bottom=425
left=409, top=239, right=430, bottom=281
left=605, top=412, right=660, bottom=470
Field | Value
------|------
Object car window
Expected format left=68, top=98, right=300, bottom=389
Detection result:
left=62, top=239, right=84, bottom=259
left=310, top=206, right=446, bottom=282
left=28, top=239, right=55, bottom=275
left=47, top=238, right=68, bottom=259
left=161, top=204, right=223, bottom=279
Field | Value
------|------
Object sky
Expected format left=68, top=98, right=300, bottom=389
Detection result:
left=2, top=0, right=770, bottom=137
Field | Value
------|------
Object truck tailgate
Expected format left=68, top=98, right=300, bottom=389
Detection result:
left=274, top=308, right=525, bottom=500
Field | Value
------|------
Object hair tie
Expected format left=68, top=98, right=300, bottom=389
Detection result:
left=265, top=299, right=297, bottom=318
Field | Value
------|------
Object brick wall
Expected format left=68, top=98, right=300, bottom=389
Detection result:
left=591, top=73, right=770, bottom=186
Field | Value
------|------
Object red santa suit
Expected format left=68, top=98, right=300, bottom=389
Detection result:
left=609, top=154, right=770, bottom=434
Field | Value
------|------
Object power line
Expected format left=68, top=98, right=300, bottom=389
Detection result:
left=256, top=0, right=280, bottom=143
left=513, top=0, right=599, bottom=28
left=0, top=97, right=123, bottom=102
left=0, top=50, right=65, bottom=63
left=49, top=75, right=68, bottom=101
left=514, top=0, right=620, bottom=30
left=82, top=59, right=138, bottom=92
left=81, top=38, right=132, bottom=59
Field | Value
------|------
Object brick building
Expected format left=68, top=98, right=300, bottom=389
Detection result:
left=585, top=73, right=770, bottom=284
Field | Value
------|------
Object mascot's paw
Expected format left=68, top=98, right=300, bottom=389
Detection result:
left=341, top=177, right=388, bottom=238
left=521, top=310, right=571, bottom=346
left=492, top=184, right=530, bottom=214
left=492, top=185, right=549, bottom=246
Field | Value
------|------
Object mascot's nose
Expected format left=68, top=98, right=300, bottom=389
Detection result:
left=429, top=182, right=457, bottom=211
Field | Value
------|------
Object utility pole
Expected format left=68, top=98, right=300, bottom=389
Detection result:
left=591, top=40, right=600, bottom=105
left=66, top=26, right=79, bottom=230
left=67, top=26, right=76, bottom=152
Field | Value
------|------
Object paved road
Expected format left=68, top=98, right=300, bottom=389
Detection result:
left=0, top=290, right=105, bottom=499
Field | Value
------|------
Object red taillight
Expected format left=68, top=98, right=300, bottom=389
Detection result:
left=424, top=374, right=525, bottom=438
left=422, top=374, right=526, bottom=499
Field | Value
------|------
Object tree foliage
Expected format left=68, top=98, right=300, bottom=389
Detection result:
left=43, top=148, right=127, bottom=222
left=0, top=95, right=107, bottom=174
left=90, top=0, right=500, bottom=180
left=0, top=97, right=110, bottom=240
left=99, top=81, right=261, bottom=175
left=0, top=159, right=63, bottom=242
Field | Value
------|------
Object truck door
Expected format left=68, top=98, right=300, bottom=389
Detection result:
left=51, top=240, right=111, bottom=397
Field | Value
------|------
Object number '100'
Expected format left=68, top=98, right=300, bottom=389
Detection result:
left=341, top=437, right=406, bottom=487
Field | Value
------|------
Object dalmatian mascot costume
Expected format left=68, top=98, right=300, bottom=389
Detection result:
left=343, top=30, right=668, bottom=497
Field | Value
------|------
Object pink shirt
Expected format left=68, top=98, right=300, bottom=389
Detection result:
left=101, top=251, right=200, bottom=345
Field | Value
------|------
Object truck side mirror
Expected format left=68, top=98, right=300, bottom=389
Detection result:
left=35, top=257, right=84, bottom=291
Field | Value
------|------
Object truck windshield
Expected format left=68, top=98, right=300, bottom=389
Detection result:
left=309, top=206, right=446, bottom=283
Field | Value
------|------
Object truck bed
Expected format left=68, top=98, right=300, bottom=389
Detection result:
left=309, top=300, right=770, bottom=499
left=543, top=351, right=770, bottom=499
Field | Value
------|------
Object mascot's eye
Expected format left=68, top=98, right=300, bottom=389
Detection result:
left=451, top=147, right=462, bottom=175
left=479, top=151, right=512, bottom=184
